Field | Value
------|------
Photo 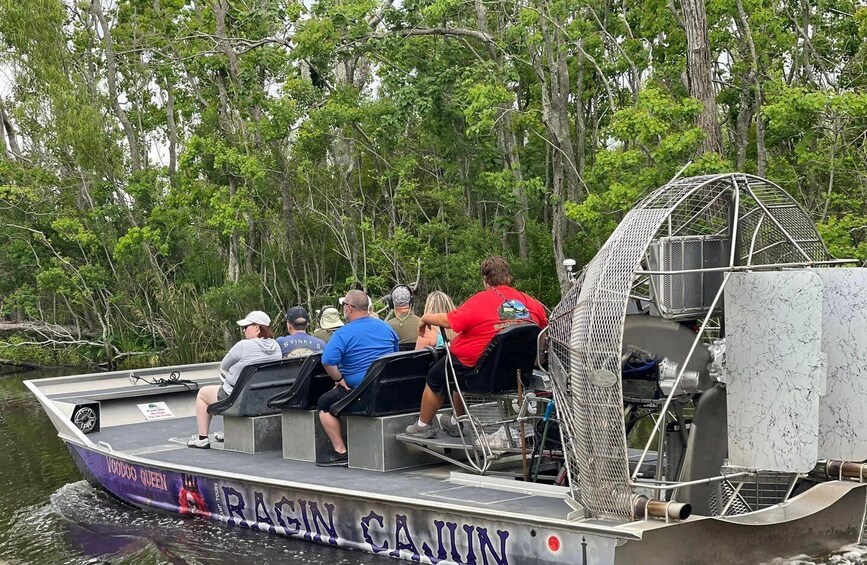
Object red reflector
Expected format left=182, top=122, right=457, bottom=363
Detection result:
left=547, top=535, right=561, bottom=552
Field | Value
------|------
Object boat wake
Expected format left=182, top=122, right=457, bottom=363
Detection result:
left=773, top=543, right=867, bottom=565
left=26, top=480, right=388, bottom=564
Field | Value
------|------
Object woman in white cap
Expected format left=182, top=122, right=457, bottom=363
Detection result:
left=188, top=310, right=282, bottom=448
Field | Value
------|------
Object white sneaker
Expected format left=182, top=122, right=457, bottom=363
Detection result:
left=214, top=431, right=224, bottom=442
left=187, top=436, right=210, bottom=449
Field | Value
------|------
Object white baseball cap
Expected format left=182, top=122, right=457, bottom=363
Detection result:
left=237, top=311, right=271, bottom=326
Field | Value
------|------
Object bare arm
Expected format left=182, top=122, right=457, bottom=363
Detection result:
left=324, top=364, right=350, bottom=391
left=415, top=327, right=438, bottom=349
left=417, top=312, right=451, bottom=337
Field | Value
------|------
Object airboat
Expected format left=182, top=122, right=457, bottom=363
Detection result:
left=26, top=173, right=867, bottom=564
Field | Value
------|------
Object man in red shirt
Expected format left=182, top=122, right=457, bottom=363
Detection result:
left=405, top=256, right=548, bottom=438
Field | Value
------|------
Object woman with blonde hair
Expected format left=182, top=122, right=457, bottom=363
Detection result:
left=415, top=290, right=457, bottom=349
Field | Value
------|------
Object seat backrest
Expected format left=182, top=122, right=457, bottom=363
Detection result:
left=330, top=348, right=438, bottom=417
left=463, top=324, right=541, bottom=394
left=266, top=354, right=331, bottom=410
left=207, top=356, right=308, bottom=417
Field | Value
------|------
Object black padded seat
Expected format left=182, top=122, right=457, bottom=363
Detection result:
left=330, top=348, right=439, bottom=417
left=266, top=354, right=330, bottom=410
left=207, top=356, right=308, bottom=418
left=462, top=324, right=541, bottom=394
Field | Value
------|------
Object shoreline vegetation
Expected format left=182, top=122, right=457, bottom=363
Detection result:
left=1, top=1, right=865, bottom=370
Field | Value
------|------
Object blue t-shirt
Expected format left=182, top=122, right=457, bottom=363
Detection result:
left=321, top=317, right=399, bottom=387
left=276, top=332, right=327, bottom=358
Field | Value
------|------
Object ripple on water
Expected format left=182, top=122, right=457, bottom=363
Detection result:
left=5, top=480, right=388, bottom=565
left=767, top=544, right=867, bottom=565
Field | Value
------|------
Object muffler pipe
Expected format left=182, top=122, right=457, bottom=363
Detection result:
left=823, top=460, right=867, bottom=482
left=633, top=495, right=692, bottom=521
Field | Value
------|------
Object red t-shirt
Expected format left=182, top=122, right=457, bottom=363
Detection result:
left=447, top=286, right=549, bottom=367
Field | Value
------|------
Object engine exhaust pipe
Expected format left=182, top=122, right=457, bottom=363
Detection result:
left=633, top=495, right=692, bottom=521
left=823, top=460, right=867, bottom=482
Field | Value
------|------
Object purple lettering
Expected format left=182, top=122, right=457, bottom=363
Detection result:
left=273, top=497, right=302, bottom=537
left=463, top=524, right=477, bottom=565
left=421, top=520, right=449, bottom=564
left=253, top=491, right=276, bottom=533
left=390, top=514, right=421, bottom=562
left=361, top=511, right=389, bottom=553
left=298, top=499, right=313, bottom=541
left=309, top=501, right=338, bottom=545
left=476, top=527, right=509, bottom=565
left=222, top=486, right=248, bottom=527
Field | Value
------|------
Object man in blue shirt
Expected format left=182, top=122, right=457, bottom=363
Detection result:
left=317, top=289, right=399, bottom=466
left=276, top=306, right=326, bottom=358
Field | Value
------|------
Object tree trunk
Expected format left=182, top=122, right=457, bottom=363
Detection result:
left=91, top=0, right=141, bottom=172
left=475, top=0, right=529, bottom=260
left=679, top=0, right=722, bottom=155
left=0, top=96, right=10, bottom=158
left=575, top=43, right=586, bottom=188
left=734, top=72, right=752, bottom=170
left=531, top=0, right=577, bottom=292
left=164, top=82, right=178, bottom=181
left=755, top=89, right=766, bottom=176
left=736, top=0, right=766, bottom=176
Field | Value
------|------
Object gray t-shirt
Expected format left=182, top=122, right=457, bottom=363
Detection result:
left=220, top=338, right=282, bottom=394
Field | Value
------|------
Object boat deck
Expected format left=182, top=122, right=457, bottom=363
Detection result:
left=87, top=415, right=583, bottom=526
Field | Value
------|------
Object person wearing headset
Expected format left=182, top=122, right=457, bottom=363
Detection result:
left=385, top=284, right=421, bottom=347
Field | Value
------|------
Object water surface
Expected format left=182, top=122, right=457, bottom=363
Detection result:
left=0, top=367, right=387, bottom=565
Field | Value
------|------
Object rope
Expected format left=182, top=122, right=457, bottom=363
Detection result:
left=129, top=370, right=197, bottom=391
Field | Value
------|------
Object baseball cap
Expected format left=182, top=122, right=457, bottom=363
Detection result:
left=285, top=306, right=310, bottom=327
left=237, top=310, right=271, bottom=326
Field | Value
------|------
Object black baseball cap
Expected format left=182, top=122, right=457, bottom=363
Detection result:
left=285, top=306, right=310, bottom=326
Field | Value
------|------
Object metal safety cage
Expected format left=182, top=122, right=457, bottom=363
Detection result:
left=547, top=173, right=836, bottom=521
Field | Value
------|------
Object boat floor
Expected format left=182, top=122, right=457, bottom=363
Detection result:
left=87, top=416, right=587, bottom=526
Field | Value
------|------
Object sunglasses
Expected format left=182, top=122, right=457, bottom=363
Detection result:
left=340, top=297, right=361, bottom=309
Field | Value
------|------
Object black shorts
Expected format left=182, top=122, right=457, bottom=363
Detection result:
left=317, top=386, right=351, bottom=413
left=217, top=388, right=228, bottom=401
left=426, top=355, right=474, bottom=396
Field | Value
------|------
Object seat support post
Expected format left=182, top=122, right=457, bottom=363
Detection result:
left=518, top=368, right=529, bottom=482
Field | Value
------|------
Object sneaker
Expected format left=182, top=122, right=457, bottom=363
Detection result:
left=404, top=422, right=436, bottom=439
left=214, top=431, right=224, bottom=442
left=439, top=415, right=463, bottom=438
left=187, top=436, right=210, bottom=449
left=317, top=451, right=348, bottom=467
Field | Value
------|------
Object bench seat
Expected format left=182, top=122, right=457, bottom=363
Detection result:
left=208, top=356, right=309, bottom=418
left=330, top=348, right=438, bottom=417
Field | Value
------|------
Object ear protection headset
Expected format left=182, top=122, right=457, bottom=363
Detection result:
left=386, top=284, right=414, bottom=310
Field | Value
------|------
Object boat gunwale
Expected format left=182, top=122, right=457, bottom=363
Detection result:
left=55, top=427, right=645, bottom=541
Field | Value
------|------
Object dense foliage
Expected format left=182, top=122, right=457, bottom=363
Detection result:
left=0, top=0, right=865, bottom=367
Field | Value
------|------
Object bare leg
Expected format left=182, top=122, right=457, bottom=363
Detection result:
left=319, top=411, right=347, bottom=454
left=451, top=391, right=467, bottom=418
left=195, top=385, right=220, bottom=436
left=418, top=385, right=446, bottom=424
